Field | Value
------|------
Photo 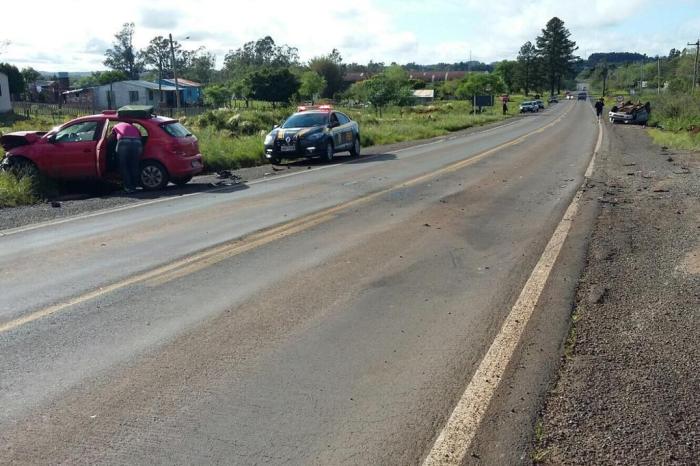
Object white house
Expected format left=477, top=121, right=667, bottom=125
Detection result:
left=94, top=80, right=180, bottom=110
left=0, top=72, right=11, bottom=113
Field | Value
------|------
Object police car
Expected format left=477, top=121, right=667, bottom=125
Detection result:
left=263, top=105, right=361, bottom=164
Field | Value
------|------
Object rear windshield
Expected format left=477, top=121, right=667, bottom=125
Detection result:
left=162, top=122, right=192, bottom=138
left=282, top=112, right=328, bottom=128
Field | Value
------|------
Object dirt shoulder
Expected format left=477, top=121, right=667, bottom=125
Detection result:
left=0, top=114, right=528, bottom=232
left=536, top=122, right=700, bottom=464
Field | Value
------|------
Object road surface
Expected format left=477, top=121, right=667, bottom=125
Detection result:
left=0, top=101, right=599, bottom=465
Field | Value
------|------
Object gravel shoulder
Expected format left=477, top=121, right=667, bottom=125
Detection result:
left=536, top=122, right=700, bottom=464
left=0, top=114, right=528, bottom=231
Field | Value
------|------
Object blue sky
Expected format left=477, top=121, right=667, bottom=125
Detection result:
left=1, top=0, right=698, bottom=71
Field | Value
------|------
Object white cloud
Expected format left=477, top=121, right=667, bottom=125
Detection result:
left=0, top=0, right=697, bottom=70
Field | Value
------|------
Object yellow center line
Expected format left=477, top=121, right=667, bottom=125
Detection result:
left=0, top=106, right=573, bottom=334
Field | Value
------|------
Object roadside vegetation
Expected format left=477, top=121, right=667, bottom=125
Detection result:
left=582, top=48, right=700, bottom=151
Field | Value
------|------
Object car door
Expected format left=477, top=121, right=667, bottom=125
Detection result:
left=47, top=120, right=103, bottom=178
left=329, top=112, right=344, bottom=149
left=336, top=112, right=354, bottom=149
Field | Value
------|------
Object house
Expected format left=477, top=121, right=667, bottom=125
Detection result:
left=408, top=71, right=468, bottom=83
left=28, top=80, right=61, bottom=103
left=158, top=78, right=202, bottom=105
left=412, top=89, right=435, bottom=104
left=61, top=87, right=96, bottom=107
left=0, top=72, right=11, bottom=113
left=93, top=80, right=180, bottom=109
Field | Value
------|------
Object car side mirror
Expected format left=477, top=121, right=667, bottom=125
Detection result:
left=273, top=124, right=280, bottom=130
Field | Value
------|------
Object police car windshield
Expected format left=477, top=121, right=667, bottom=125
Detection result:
left=282, top=112, right=328, bottom=128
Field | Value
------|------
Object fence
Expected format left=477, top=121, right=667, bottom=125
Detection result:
left=11, top=101, right=215, bottom=121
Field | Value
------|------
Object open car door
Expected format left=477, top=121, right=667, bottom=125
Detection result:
left=96, top=119, right=111, bottom=178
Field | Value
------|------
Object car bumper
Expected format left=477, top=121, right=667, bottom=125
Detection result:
left=168, top=154, right=204, bottom=177
left=264, top=142, right=325, bottom=159
left=608, top=112, right=633, bottom=122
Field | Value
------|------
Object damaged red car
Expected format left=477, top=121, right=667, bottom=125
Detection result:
left=0, top=106, right=203, bottom=190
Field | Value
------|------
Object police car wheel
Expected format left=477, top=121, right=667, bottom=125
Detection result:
left=350, top=136, right=361, bottom=157
left=322, top=141, right=334, bottom=162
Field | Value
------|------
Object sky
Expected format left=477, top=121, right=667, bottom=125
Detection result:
left=1, top=0, right=699, bottom=72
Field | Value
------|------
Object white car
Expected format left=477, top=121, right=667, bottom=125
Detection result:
left=519, top=101, right=539, bottom=113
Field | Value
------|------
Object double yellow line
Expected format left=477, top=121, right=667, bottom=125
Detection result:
left=0, top=106, right=573, bottom=334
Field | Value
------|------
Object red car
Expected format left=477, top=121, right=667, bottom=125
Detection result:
left=1, top=108, right=203, bottom=190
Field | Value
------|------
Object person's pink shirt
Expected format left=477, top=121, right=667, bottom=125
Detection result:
left=113, top=122, right=141, bottom=139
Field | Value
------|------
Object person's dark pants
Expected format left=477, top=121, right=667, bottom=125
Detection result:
left=116, top=138, right=142, bottom=191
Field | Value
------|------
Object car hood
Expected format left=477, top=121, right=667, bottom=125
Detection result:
left=270, top=126, right=325, bottom=141
left=1, top=131, right=47, bottom=151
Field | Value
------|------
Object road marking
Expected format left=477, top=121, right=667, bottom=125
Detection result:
left=422, top=105, right=601, bottom=466
left=0, top=105, right=574, bottom=334
left=0, top=115, right=538, bottom=238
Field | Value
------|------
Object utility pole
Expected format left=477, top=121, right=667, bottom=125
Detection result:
left=657, top=57, right=661, bottom=95
left=169, top=33, right=181, bottom=111
left=687, top=38, right=700, bottom=93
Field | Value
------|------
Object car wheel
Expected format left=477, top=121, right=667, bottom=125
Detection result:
left=140, top=160, right=169, bottom=190
left=321, top=140, right=334, bottom=163
left=349, top=136, right=361, bottom=157
left=173, top=175, right=193, bottom=187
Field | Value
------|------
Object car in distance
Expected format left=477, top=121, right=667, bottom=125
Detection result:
left=519, top=101, right=539, bottom=113
left=263, top=105, right=360, bottom=164
left=577, top=92, right=588, bottom=100
left=1, top=106, right=203, bottom=190
left=535, top=99, right=545, bottom=109
left=548, top=95, right=559, bottom=104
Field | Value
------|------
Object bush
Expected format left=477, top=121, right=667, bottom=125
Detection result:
left=0, top=171, right=37, bottom=207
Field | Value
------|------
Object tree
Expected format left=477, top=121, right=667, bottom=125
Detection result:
left=141, top=36, right=178, bottom=104
left=21, top=67, right=41, bottom=86
left=246, top=68, right=300, bottom=105
left=535, top=17, right=578, bottom=95
left=223, top=36, right=299, bottom=79
left=74, top=70, right=128, bottom=88
left=229, top=79, right=252, bottom=107
left=455, top=73, right=505, bottom=100
left=494, top=60, right=517, bottom=93
left=203, top=84, right=232, bottom=107
left=181, top=48, right=216, bottom=84
left=516, top=41, right=538, bottom=95
left=357, top=69, right=413, bottom=116
left=0, top=62, right=25, bottom=97
left=309, top=49, right=346, bottom=98
left=104, top=23, right=143, bottom=79
left=299, top=71, right=326, bottom=104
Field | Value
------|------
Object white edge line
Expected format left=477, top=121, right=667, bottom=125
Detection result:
left=0, top=114, right=540, bottom=238
left=422, top=108, right=602, bottom=466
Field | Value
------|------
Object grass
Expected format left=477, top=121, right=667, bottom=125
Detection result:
left=647, top=127, right=700, bottom=151
left=531, top=419, right=551, bottom=463
left=0, top=171, right=37, bottom=207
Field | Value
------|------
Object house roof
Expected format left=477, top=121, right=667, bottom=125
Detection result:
left=161, top=78, right=201, bottom=87
left=408, top=71, right=468, bottom=82
left=413, top=89, right=435, bottom=98
left=124, top=80, right=178, bottom=91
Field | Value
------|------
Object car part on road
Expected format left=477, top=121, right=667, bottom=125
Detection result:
left=172, top=175, right=193, bottom=187
left=140, top=160, right=169, bottom=190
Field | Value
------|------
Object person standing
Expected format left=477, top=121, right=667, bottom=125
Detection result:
left=502, top=101, right=508, bottom=115
left=112, top=122, right=143, bottom=193
left=595, top=98, right=604, bottom=121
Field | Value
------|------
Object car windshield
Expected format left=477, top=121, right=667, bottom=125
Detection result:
left=282, top=112, right=328, bottom=128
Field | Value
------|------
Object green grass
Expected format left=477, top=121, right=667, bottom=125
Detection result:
left=0, top=171, right=37, bottom=208
left=648, top=127, right=700, bottom=151
left=196, top=129, right=265, bottom=172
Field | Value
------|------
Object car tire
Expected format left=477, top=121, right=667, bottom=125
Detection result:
left=349, top=136, right=361, bottom=157
left=5, top=158, right=39, bottom=179
left=140, top=160, right=169, bottom=191
left=321, top=140, right=334, bottom=163
left=173, top=175, right=193, bottom=187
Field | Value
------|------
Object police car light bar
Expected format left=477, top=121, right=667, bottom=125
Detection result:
left=297, top=105, right=333, bottom=112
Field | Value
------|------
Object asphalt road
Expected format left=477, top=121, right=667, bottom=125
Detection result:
left=0, top=101, right=599, bottom=465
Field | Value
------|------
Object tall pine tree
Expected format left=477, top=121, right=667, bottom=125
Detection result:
left=536, top=17, right=578, bottom=95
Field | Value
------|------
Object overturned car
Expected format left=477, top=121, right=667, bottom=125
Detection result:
left=609, top=101, right=651, bottom=125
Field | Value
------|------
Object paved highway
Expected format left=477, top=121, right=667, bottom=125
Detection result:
left=0, top=100, right=598, bottom=464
